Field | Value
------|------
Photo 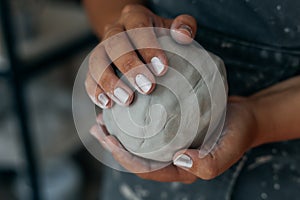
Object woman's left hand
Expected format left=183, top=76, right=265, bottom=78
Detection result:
left=90, top=96, right=259, bottom=182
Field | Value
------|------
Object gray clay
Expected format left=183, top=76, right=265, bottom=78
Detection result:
left=103, top=37, right=227, bottom=162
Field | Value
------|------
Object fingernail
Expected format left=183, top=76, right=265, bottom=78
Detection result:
left=135, top=74, right=152, bottom=93
left=173, top=154, right=193, bottom=168
left=114, top=87, right=130, bottom=104
left=151, top=57, right=165, bottom=75
left=178, top=24, right=193, bottom=37
left=97, top=93, right=109, bottom=108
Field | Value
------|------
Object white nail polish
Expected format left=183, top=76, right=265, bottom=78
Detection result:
left=114, top=87, right=130, bottom=104
left=97, top=93, right=109, bottom=107
left=178, top=24, right=193, bottom=37
left=173, top=154, right=193, bottom=168
left=135, top=74, right=152, bottom=93
left=151, top=57, right=165, bottom=75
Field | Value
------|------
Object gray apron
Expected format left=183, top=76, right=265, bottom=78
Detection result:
left=100, top=1, right=300, bottom=199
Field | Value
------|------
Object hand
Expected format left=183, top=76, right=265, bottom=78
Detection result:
left=85, top=4, right=197, bottom=109
left=90, top=97, right=259, bottom=182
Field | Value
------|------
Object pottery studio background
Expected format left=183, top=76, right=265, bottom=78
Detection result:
left=0, top=0, right=104, bottom=199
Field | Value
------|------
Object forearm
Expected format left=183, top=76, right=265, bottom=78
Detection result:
left=83, top=0, right=145, bottom=38
left=250, top=76, right=300, bottom=147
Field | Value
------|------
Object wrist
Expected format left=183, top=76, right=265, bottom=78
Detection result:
left=248, top=96, right=276, bottom=148
left=246, top=98, right=262, bottom=148
left=228, top=96, right=261, bottom=149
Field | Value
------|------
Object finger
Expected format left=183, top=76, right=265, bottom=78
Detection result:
left=89, top=45, right=134, bottom=106
left=136, top=164, right=197, bottom=183
left=91, top=126, right=197, bottom=183
left=104, top=135, right=160, bottom=173
left=85, top=73, right=112, bottom=109
left=90, top=124, right=111, bottom=151
left=95, top=113, right=110, bottom=135
left=173, top=141, right=245, bottom=180
left=170, top=14, right=197, bottom=44
left=96, top=113, right=104, bottom=125
left=103, top=24, right=156, bottom=94
left=121, top=12, right=168, bottom=76
left=104, top=135, right=197, bottom=183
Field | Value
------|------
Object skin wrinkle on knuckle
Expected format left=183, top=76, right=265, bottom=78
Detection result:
left=140, top=48, right=159, bottom=61
left=97, top=69, right=109, bottom=87
left=125, top=13, right=152, bottom=28
left=99, top=73, right=115, bottom=93
left=121, top=52, right=139, bottom=72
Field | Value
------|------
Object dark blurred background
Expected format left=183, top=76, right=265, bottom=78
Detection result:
left=0, top=0, right=104, bottom=199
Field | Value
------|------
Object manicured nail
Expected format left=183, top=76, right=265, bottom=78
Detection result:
left=114, top=87, right=130, bottom=104
left=173, top=154, right=193, bottom=168
left=97, top=93, right=109, bottom=108
left=135, top=74, right=152, bottom=93
left=151, top=57, right=165, bottom=75
left=178, top=24, right=193, bottom=37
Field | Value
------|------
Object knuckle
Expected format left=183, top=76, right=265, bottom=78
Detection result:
left=105, top=33, right=125, bottom=54
left=103, top=23, right=114, bottom=33
left=98, top=71, right=110, bottom=87
left=122, top=52, right=138, bottom=71
left=103, top=25, right=123, bottom=40
left=122, top=13, right=151, bottom=29
left=140, top=48, right=157, bottom=60
left=89, top=46, right=110, bottom=79
left=89, top=45, right=105, bottom=66
left=89, top=48, right=98, bottom=61
left=121, top=4, right=137, bottom=14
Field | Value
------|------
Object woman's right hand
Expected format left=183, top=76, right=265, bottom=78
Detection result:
left=85, top=4, right=197, bottom=108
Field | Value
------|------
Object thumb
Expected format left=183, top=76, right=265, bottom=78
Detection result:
left=173, top=147, right=244, bottom=180
left=170, top=14, right=197, bottom=44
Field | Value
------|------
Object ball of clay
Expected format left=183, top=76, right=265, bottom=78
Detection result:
left=103, top=37, right=227, bottom=162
